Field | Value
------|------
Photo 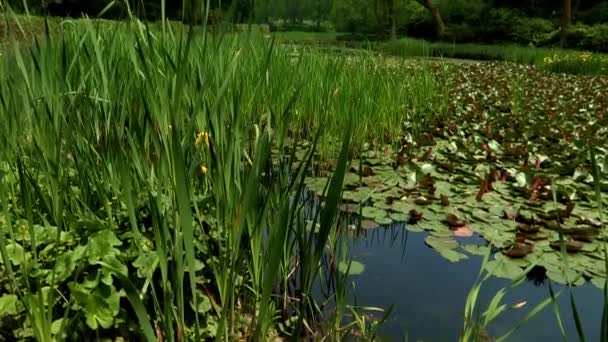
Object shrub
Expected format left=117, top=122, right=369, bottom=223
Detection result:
left=512, top=17, right=555, bottom=45
left=562, top=24, right=608, bottom=53
left=478, top=7, right=521, bottom=43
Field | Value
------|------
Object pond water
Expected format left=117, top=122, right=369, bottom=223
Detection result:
left=345, top=225, right=605, bottom=341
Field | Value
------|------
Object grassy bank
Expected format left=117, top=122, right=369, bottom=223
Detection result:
left=273, top=31, right=608, bottom=75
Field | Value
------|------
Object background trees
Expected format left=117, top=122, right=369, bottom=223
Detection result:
left=3, top=0, right=608, bottom=51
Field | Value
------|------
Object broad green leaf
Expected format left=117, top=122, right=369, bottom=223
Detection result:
left=337, top=260, right=366, bottom=276
left=83, top=285, right=122, bottom=330
left=87, top=230, right=122, bottom=264
left=0, top=294, right=21, bottom=317
left=439, top=248, right=469, bottom=262
left=485, top=260, right=525, bottom=280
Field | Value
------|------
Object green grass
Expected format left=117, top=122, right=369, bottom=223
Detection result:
left=273, top=31, right=608, bottom=75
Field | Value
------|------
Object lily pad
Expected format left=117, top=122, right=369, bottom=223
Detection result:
left=425, top=235, right=459, bottom=251
left=337, top=260, right=366, bottom=276
left=361, top=206, right=389, bottom=222
left=462, top=244, right=490, bottom=256
left=485, top=260, right=525, bottom=280
left=439, top=248, right=469, bottom=262
left=390, top=212, right=409, bottom=222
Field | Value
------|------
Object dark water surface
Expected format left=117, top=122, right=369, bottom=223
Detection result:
left=345, top=225, right=604, bottom=341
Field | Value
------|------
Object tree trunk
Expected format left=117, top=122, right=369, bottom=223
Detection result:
left=316, top=0, right=321, bottom=30
left=560, top=0, right=572, bottom=47
left=416, top=0, right=445, bottom=39
left=391, top=0, right=397, bottom=40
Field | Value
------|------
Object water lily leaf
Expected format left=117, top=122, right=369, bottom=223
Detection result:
left=546, top=267, right=585, bottom=286
left=375, top=216, right=393, bottom=225
left=439, top=248, right=469, bottom=262
left=485, top=260, right=525, bottom=280
left=337, top=260, right=366, bottom=276
left=390, top=201, right=412, bottom=214
left=462, top=244, right=490, bottom=256
left=405, top=225, right=425, bottom=232
left=591, top=276, right=607, bottom=290
left=343, top=173, right=362, bottom=187
left=342, top=187, right=373, bottom=203
left=390, top=212, right=409, bottom=222
left=373, top=201, right=392, bottom=210
left=361, top=206, right=388, bottom=221
left=425, top=235, right=459, bottom=251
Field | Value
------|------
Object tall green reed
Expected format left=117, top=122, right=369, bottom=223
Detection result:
left=0, top=5, right=383, bottom=341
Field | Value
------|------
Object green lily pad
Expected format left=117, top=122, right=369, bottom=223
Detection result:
left=591, top=276, right=607, bottom=290
left=375, top=216, right=393, bottom=225
left=373, top=201, right=392, bottom=210
left=390, top=212, right=409, bottom=222
left=546, top=267, right=585, bottom=286
left=391, top=201, right=413, bottom=214
left=425, top=235, right=459, bottom=251
left=405, top=225, right=425, bottom=232
left=485, top=260, right=525, bottom=280
left=439, top=248, right=469, bottom=262
left=337, top=260, right=366, bottom=276
left=462, top=244, right=490, bottom=256
left=362, top=206, right=388, bottom=221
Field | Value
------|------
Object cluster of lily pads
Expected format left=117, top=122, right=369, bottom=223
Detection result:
left=303, top=61, right=608, bottom=288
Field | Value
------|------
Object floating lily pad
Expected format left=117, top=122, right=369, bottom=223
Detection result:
left=390, top=212, right=409, bottom=222
left=375, top=216, right=393, bottom=225
left=439, top=248, right=469, bottom=262
left=425, top=235, right=459, bottom=251
left=546, top=267, right=585, bottom=286
left=361, top=206, right=388, bottom=222
left=405, top=225, right=425, bottom=232
left=462, top=244, right=490, bottom=256
left=485, top=260, right=525, bottom=280
left=337, top=260, right=366, bottom=276
left=591, top=276, right=607, bottom=290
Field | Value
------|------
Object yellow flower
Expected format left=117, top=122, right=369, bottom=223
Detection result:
left=195, top=132, right=209, bottom=147
left=579, top=52, right=592, bottom=62
left=200, top=164, right=208, bottom=174
left=543, top=56, right=553, bottom=64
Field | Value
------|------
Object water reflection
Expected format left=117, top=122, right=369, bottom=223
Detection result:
left=300, top=191, right=603, bottom=340
left=343, top=223, right=604, bottom=341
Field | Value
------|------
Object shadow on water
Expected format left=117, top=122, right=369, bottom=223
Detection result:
left=300, top=189, right=604, bottom=341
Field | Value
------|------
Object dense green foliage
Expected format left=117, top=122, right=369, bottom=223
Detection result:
left=4, top=0, right=608, bottom=50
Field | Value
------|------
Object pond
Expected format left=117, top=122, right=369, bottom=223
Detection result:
left=344, top=224, right=605, bottom=341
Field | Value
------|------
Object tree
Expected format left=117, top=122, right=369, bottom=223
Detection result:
left=560, top=0, right=572, bottom=47
left=415, top=0, right=445, bottom=39
left=390, top=0, right=397, bottom=40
